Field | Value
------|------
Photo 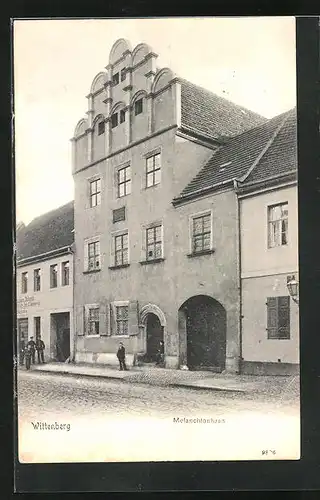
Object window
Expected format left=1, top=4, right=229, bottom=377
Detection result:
left=268, top=203, right=288, bottom=248
left=117, top=165, right=131, bottom=198
left=146, top=225, right=162, bottom=260
left=120, top=109, right=126, bottom=124
left=88, top=307, right=100, bottom=336
left=121, top=68, right=126, bottom=81
left=50, top=264, right=58, bottom=288
left=98, top=121, right=105, bottom=135
left=111, top=113, right=118, bottom=129
left=112, top=72, right=119, bottom=86
left=61, top=261, right=70, bottom=286
left=146, top=153, right=161, bottom=187
left=114, top=233, right=128, bottom=267
left=267, top=296, right=290, bottom=339
left=33, top=269, right=41, bottom=292
left=34, top=316, right=41, bottom=339
left=21, top=272, right=28, bottom=294
left=116, top=305, right=128, bottom=335
left=134, top=98, right=143, bottom=116
left=90, top=178, right=101, bottom=207
left=192, top=213, right=211, bottom=253
left=87, top=241, right=100, bottom=271
left=113, top=206, right=126, bottom=223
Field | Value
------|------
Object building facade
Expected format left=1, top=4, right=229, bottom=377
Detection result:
left=237, top=110, right=299, bottom=375
left=71, top=38, right=298, bottom=374
left=16, top=202, right=74, bottom=363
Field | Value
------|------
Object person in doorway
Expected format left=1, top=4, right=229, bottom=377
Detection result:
left=27, top=336, right=36, bottom=364
left=19, top=334, right=26, bottom=366
left=156, top=340, right=165, bottom=366
left=36, top=335, right=45, bottom=364
left=25, top=344, right=32, bottom=370
left=117, top=342, right=127, bottom=371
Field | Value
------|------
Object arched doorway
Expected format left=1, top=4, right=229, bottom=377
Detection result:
left=179, top=295, right=226, bottom=371
left=146, top=313, right=164, bottom=362
left=139, top=304, right=166, bottom=363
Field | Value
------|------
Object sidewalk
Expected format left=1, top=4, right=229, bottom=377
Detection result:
left=25, top=362, right=300, bottom=397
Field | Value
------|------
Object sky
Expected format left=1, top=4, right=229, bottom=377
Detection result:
left=14, top=17, right=296, bottom=225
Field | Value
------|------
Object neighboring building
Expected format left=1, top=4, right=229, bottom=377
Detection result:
left=71, top=38, right=267, bottom=371
left=236, top=109, right=299, bottom=375
left=16, top=202, right=74, bottom=363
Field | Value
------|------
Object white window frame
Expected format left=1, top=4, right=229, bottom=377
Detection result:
left=189, top=209, right=213, bottom=255
left=142, top=220, right=164, bottom=262
left=112, top=300, right=130, bottom=338
left=85, top=303, right=100, bottom=337
left=89, top=177, right=101, bottom=208
left=110, top=229, right=129, bottom=268
left=267, top=202, right=289, bottom=249
left=115, top=162, right=131, bottom=199
left=87, top=174, right=102, bottom=210
left=145, top=150, right=162, bottom=189
left=84, top=236, right=102, bottom=272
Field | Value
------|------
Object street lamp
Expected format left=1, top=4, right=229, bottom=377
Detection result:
left=287, top=275, right=299, bottom=304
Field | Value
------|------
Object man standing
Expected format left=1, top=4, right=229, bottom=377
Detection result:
left=27, top=336, right=36, bottom=365
left=116, top=342, right=127, bottom=371
left=36, top=335, right=45, bottom=364
left=19, top=333, right=26, bottom=366
left=25, top=344, right=32, bottom=370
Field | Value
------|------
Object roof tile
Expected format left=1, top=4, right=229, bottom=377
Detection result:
left=175, top=109, right=295, bottom=202
left=16, top=201, right=74, bottom=261
left=180, top=79, right=267, bottom=140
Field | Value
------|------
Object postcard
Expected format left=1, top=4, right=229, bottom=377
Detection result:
left=14, top=17, right=300, bottom=464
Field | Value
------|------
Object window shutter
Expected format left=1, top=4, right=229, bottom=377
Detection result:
left=110, top=302, right=117, bottom=336
left=76, top=305, right=85, bottom=336
left=128, top=300, right=139, bottom=336
left=83, top=243, right=88, bottom=271
left=266, top=297, right=278, bottom=339
left=278, top=296, right=290, bottom=339
left=99, top=301, right=109, bottom=336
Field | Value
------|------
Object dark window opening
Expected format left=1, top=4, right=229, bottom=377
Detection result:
left=98, top=121, right=105, bottom=135
left=135, top=98, right=143, bottom=116
left=120, top=109, right=126, bottom=124
left=111, top=113, right=118, bottom=129
left=121, top=68, right=126, bottom=81
left=50, top=264, right=58, bottom=288
left=112, top=73, right=119, bottom=86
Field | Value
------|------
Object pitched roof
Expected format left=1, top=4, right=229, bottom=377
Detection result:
left=174, top=109, right=294, bottom=203
left=241, top=108, right=297, bottom=185
left=180, top=79, right=267, bottom=140
left=16, top=201, right=74, bottom=261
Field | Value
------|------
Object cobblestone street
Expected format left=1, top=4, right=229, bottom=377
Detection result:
left=17, top=370, right=300, bottom=463
left=17, top=370, right=299, bottom=420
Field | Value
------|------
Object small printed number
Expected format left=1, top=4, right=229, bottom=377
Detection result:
left=262, top=450, right=276, bottom=456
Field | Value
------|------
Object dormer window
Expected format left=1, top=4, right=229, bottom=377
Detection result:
left=134, top=98, right=143, bottom=116
left=98, top=121, right=105, bottom=135
left=112, top=72, right=119, bottom=86
left=121, top=68, right=126, bottom=82
left=111, top=113, right=118, bottom=129
left=120, top=109, right=126, bottom=124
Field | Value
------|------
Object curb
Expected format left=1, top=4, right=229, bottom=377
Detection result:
left=25, top=368, right=250, bottom=393
left=168, top=383, right=247, bottom=393
left=27, top=368, right=130, bottom=383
